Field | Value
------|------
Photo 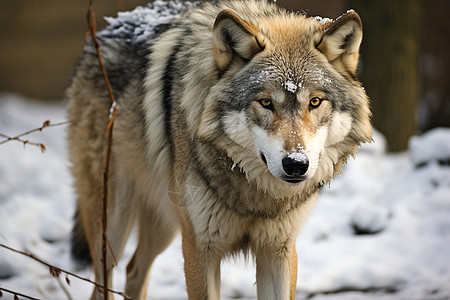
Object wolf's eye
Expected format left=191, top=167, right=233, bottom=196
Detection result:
left=258, top=98, right=274, bottom=111
left=309, top=97, right=323, bottom=109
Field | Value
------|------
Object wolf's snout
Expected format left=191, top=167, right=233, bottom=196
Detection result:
left=282, top=155, right=309, bottom=177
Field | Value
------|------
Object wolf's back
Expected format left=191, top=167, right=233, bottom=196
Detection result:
left=67, top=1, right=194, bottom=267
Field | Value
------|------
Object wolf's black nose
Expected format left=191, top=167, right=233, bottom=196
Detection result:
left=282, top=156, right=309, bottom=177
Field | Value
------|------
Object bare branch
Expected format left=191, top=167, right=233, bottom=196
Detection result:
left=56, top=275, right=73, bottom=300
left=0, top=244, right=132, bottom=299
left=86, top=1, right=118, bottom=299
left=0, top=120, right=69, bottom=152
left=0, top=287, right=40, bottom=300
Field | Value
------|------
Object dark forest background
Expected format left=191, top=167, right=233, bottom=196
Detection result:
left=1, top=0, right=448, bottom=152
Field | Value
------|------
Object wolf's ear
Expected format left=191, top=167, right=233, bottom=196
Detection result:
left=316, top=11, right=362, bottom=77
left=213, top=9, right=266, bottom=72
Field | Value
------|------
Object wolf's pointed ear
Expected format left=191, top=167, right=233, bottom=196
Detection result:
left=213, top=9, right=266, bottom=72
left=316, top=11, right=362, bottom=77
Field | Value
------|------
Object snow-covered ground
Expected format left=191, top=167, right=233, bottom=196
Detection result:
left=0, top=93, right=449, bottom=300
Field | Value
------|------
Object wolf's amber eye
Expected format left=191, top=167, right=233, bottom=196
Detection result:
left=258, top=98, right=274, bottom=111
left=309, top=97, right=323, bottom=109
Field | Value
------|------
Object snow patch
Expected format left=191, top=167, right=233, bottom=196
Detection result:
left=409, top=127, right=450, bottom=166
left=350, top=202, right=390, bottom=234
left=283, top=80, right=298, bottom=93
left=315, top=16, right=334, bottom=25
left=288, top=151, right=307, bottom=163
left=101, top=1, right=195, bottom=44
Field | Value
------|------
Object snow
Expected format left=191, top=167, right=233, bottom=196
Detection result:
left=409, top=127, right=450, bottom=166
left=288, top=151, right=308, bottom=163
left=350, top=202, right=389, bottom=235
left=284, top=80, right=298, bottom=94
left=1, top=93, right=450, bottom=299
left=100, top=1, right=195, bottom=44
left=314, top=16, right=334, bottom=25
left=281, top=69, right=300, bottom=93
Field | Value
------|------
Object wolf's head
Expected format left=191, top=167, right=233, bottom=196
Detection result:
left=198, top=4, right=372, bottom=196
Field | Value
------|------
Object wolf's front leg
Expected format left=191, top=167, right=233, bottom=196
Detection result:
left=180, top=217, right=221, bottom=300
left=255, top=242, right=298, bottom=300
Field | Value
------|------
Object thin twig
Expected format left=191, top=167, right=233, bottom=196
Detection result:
left=0, top=286, right=40, bottom=300
left=0, top=244, right=132, bottom=299
left=0, top=120, right=68, bottom=142
left=86, top=1, right=118, bottom=299
left=104, top=231, right=119, bottom=266
left=56, top=275, right=73, bottom=300
left=86, top=0, right=117, bottom=130
left=0, top=120, right=69, bottom=152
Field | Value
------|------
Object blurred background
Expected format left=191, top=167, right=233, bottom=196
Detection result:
left=0, top=0, right=449, bottom=152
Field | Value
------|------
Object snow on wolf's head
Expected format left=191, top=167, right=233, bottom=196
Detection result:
left=198, top=5, right=372, bottom=196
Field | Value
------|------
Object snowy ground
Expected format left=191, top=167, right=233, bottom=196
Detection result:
left=0, top=93, right=449, bottom=300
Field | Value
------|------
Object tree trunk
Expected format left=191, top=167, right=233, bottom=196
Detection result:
left=349, top=0, right=422, bottom=152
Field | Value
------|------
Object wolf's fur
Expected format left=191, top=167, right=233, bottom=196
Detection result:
left=67, top=1, right=371, bottom=299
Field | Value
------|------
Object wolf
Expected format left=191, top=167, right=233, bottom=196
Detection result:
left=66, top=0, right=372, bottom=299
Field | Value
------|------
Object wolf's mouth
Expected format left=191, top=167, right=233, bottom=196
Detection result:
left=282, top=177, right=305, bottom=184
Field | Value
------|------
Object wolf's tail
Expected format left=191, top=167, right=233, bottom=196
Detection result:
left=71, top=206, right=92, bottom=268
